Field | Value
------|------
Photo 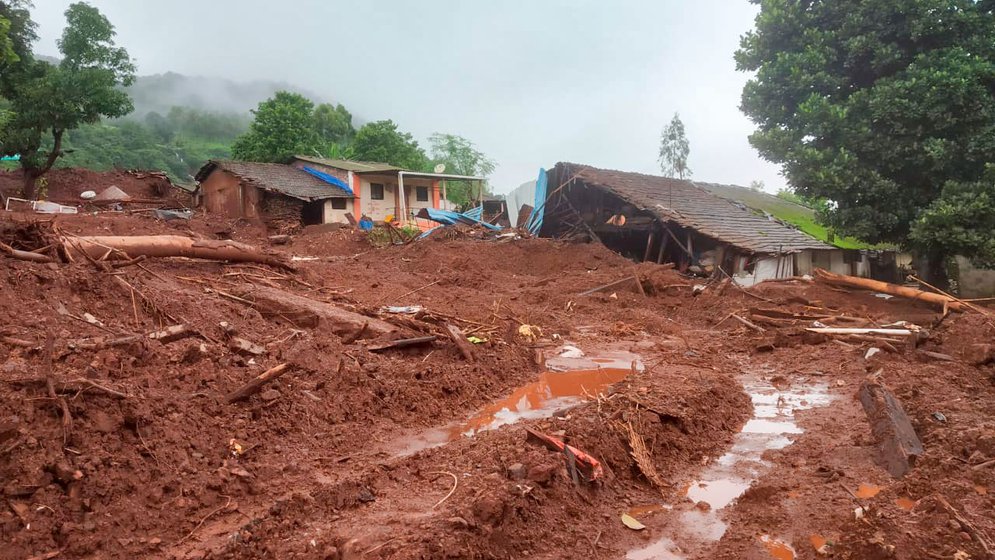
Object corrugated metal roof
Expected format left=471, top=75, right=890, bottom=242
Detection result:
left=196, top=160, right=352, bottom=200
left=557, top=163, right=835, bottom=254
left=292, top=155, right=403, bottom=174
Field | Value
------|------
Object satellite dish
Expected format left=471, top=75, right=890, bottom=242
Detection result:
left=434, top=163, right=446, bottom=174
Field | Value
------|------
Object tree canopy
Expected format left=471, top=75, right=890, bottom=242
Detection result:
left=1, top=1, right=135, bottom=197
left=428, top=133, right=495, bottom=205
left=351, top=120, right=428, bottom=170
left=658, top=113, right=691, bottom=180
left=231, top=91, right=321, bottom=162
left=736, top=0, right=995, bottom=269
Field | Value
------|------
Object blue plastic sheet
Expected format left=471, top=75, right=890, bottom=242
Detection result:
left=418, top=207, right=503, bottom=231
left=524, top=168, right=547, bottom=235
left=301, top=166, right=352, bottom=195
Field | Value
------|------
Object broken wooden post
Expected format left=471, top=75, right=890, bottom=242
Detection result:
left=147, top=325, right=194, bottom=343
left=579, top=276, right=644, bottom=297
left=367, top=335, right=437, bottom=353
left=225, top=363, right=292, bottom=403
left=444, top=323, right=475, bottom=362
left=857, top=380, right=924, bottom=478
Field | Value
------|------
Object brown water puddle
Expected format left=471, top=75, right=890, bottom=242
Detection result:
left=627, top=375, right=832, bottom=560
left=895, top=497, right=917, bottom=511
left=390, top=347, right=641, bottom=457
left=760, top=535, right=796, bottom=560
left=855, top=483, right=882, bottom=499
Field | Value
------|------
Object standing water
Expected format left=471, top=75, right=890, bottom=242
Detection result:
left=627, top=375, right=832, bottom=560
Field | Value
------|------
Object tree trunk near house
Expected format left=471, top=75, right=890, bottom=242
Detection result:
left=20, top=129, right=64, bottom=200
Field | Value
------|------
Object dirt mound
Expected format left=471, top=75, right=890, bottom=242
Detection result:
left=2, top=210, right=994, bottom=560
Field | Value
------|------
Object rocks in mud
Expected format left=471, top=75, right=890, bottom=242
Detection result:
left=526, top=463, right=558, bottom=486
left=507, top=463, right=527, bottom=480
left=471, top=491, right=507, bottom=526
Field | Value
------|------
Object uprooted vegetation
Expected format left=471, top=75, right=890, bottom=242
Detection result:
left=2, top=208, right=994, bottom=560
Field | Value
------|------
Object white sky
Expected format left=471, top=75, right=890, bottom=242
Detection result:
left=31, top=0, right=786, bottom=194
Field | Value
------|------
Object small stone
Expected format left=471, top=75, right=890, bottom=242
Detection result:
left=357, top=488, right=376, bottom=503
left=695, top=501, right=711, bottom=512
left=507, top=463, right=527, bottom=480
left=960, top=532, right=973, bottom=542
left=949, top=520, right=962, bottom=532
left=260, top=389, right=281, bottom=402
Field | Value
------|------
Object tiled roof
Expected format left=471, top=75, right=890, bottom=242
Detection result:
left=195, top=161, right=352, bottom=200
left=292, top=156, right=403, bottom=174
left=557, top=163, right=835, bottom=254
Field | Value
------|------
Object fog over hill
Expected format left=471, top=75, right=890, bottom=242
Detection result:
left=125, top=72, right=332, bottom=118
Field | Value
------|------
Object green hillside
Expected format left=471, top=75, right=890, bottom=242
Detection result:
left=700, top=183, right=887, bottom=250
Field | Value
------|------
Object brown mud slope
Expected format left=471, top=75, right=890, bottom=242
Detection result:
left=2, top=211, right=994, bottom=560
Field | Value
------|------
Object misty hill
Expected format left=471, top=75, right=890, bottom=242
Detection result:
left=126, top=72, right=328, bottom=118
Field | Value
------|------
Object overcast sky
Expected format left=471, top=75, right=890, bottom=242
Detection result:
left=31, top=0, right=784, bottom=194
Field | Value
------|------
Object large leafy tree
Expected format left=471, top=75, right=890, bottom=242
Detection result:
left=312, top=102, right=354, bottom=145
left=428, top=132, right=495, bottom=205
left=658, top=113, right=691, bottom=180
left=736, top=0, right=995, bottom=276
left=351, top=119, right=428, bottom=170
left=1, top=2, right=135, bottom=198
left=231, top=91, right=321, bottom=162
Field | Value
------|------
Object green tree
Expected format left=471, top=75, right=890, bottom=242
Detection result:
left=1, top=15, right=16, bottom=63
left=910, top=171, right=995, bottom=269
left=1, top=2, right=135, bottom=197
left=351, top=119, right=428, bottom=170
left=428, top=132, right=496, bottom=206
left=231, top=91, right=321, bottom=162
left=736, top=0, right=995, bottom=280
left=312, top=102, right=353, bottom=145
left=658, top=113, right=691, bottom=180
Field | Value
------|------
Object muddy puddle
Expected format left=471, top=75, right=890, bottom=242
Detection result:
left=389, top=347, right=642, bottom=457
left=626, top=375, right=832, bottom=560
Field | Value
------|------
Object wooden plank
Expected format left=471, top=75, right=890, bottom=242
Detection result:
left=857, top=381, right=924, bottom=478
left=367, top=335, right=437, bottom=353
left=443, top=323, right=475, bottom=362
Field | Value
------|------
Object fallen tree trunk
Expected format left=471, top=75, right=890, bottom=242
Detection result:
left=231, top=285, right=395, bottom=338
left=61, top=235, right=292, bottom=270
left=858, top=380, right=924, bottom=478
left=814, top=269, right=964, bottom=311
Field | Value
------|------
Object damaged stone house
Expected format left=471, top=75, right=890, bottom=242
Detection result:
left=195, top=160, right=354, bottom=227
left=535, top=162, right=899, bottom=284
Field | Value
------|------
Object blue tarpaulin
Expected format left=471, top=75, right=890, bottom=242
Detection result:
left=524, top=168, right=548, bottom=235
left=1, top=155, right=20, bottom=162
left=462, top=206, right=483, bottom=221
left=417, top=207, right=503, bottom=231
left=302, top=166, right=352, bottom=195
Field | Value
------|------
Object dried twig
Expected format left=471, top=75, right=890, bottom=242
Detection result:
left=174, top=495, right=233, bottom=546
left=426, top=471, right=459, bottom=509
left=935, top=494, right=994, bottom=558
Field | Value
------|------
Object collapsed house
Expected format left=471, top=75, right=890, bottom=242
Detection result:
left=195, top=157, right=487, bottom=229
left=534, top=162, right=897, bottom=284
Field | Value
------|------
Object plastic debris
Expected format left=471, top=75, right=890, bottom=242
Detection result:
left=621, top=513, right=646, bottom=531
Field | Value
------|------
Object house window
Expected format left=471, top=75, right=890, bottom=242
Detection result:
left=415, top=186, right=429, bottom=202
left=330, top=198, right=347, bottom=210
left=370, top=183, right=385, bottom=200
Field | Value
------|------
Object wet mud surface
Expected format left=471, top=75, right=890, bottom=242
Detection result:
left=1, top=182, right=994, bottom=560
